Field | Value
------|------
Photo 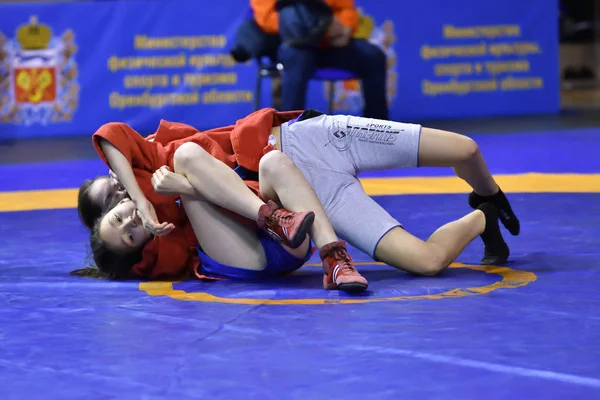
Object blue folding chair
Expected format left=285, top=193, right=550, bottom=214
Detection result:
left=253, top=56, right=357, bottom=114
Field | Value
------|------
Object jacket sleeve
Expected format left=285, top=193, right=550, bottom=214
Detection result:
left=333, top=0, right=359, bottom=32
left=92, top=122, right=159, bottom=172
left=152, top=120, right=203, bottom=145
left=251, top=0, right=279, bottom=34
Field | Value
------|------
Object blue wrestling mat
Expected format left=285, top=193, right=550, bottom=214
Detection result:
left=1, top=129, right=599, bottom=399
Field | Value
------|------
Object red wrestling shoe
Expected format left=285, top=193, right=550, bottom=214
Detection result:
left=257, top=200, right=315, bottom=249
left=320, top=240, right=368, bottom=293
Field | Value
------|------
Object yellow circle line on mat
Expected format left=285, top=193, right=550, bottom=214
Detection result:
left=360, top=173, right=600, bottom=196
left=1, top=173, right=599, bottom=212
left=138, top=262, right=537, bottom=305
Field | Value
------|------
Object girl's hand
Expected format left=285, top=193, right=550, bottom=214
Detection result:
left=135, top=197, right=175, bottom=236
left=152, top=166, right=193, bottom=196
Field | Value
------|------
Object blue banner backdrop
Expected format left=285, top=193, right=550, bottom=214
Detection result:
left=0, top=0, right=559, bottom=138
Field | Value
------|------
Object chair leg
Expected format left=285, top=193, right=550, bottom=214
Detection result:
left=328, top=80, right=335, bottom=114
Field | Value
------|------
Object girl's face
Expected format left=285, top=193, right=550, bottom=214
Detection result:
left=98, top=198, right=152, bottom=254
left=88, top=175, right=128, bottom=212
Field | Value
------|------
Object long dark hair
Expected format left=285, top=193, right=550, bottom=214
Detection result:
left=77, top=178, right=103, bottom=230
left=71, top=199, right=144, bottom=280
left=88, top=218, right=144, bottom=279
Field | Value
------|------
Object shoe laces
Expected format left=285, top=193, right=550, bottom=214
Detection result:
left=268, top=209, right=295, bottom=227
left=330, top=248, right=357, bottom=273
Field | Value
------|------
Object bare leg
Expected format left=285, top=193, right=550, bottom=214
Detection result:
left=173, top=143, right=325, bottom=250
left=258, top=151, right=339, bottom=248
left=322, top=176, right=509, bottom=272
left=418, top=127, right=498, bottom=195
left=375, top=211, right=485, bottom=275
left=257, top=151, right=368, bottom=292
left=181, top=194, right=309, bottom=270
left=418, top=128, right=520, bottom=235
left=174, top=145, right=366, bottom=291
left=174, top=142, right=265, bottom=220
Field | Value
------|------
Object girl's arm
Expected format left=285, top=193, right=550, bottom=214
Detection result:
left=99, top=139, right=174, bottom=236
left=100, top=139, right=145, bottom=203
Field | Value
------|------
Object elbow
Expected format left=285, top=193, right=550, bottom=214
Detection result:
left=97, top=122, right=131, bottom=134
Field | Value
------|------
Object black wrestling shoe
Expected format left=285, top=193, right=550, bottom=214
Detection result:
left=469, top=189, right=520, bottom=236
left=478, top=203, right=510, bottom=265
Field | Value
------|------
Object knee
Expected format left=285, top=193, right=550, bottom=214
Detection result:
left=278, top=44, right=311, bottom=64
left=259, top=150, right=295, bottom=178
left=457, top=136, right=481, bottom=163
left=173, top=142, right=209, bottom=174
left=413, top=252, right=448, bottom=276
left=377, top=233, right=450, bottom=276
left=415, top=262, right=446, bottom=276
left=101, top=122, right=131, bottom=131
left=354, top=40, right=386, bottom=73
left=278, top=45, right=316, bottom=77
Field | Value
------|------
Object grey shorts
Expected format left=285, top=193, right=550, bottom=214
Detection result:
left=280, top=113, right=422, bottom=258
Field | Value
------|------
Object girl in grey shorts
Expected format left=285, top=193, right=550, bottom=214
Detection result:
left=279, top=109, right=518, bottom=276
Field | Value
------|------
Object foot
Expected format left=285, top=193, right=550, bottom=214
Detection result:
left=478, top=203, right=510, bottom=265
left=257, top=200, right=315, bottom=249
left=320, top=240, right=368, bottom=293
left=469, top=189, right=520, bottom=235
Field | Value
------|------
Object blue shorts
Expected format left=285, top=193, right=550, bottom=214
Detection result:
left=196, top=231, right=313, bottom=280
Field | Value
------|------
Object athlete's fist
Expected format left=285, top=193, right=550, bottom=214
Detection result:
left=151, top=166, right=192, bottom=196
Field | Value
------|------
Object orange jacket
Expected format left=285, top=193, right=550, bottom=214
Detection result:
left=251, top=0, right=359, bottom=35
left=92, top=108, right=303, bottom=280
